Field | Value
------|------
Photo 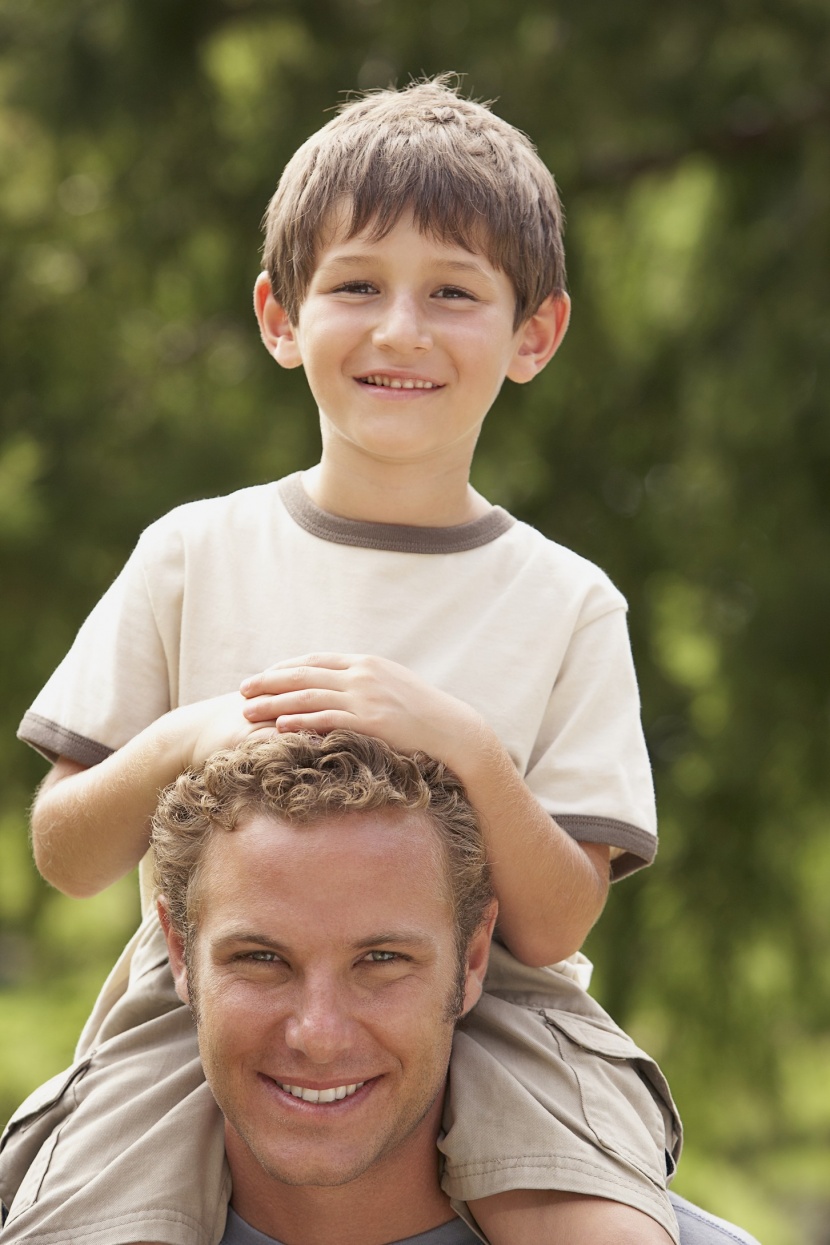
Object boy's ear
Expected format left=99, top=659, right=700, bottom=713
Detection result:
left=253, top=271, right=303, bottom=370
left=157, top=897, right=191, bottom=1008
left=507, top=292, right=571, bottom=384
left=459, top=900, right=498, bottom=1019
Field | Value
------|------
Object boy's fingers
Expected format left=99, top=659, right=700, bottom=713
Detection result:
left=270, top=652, right=355, bottom=672
left=242, top=688, right=351, bottom=721
left=241, top=665, right=348, bottom=698
left=275, top=711, right=352, bottom=736
left=240, top=653, right=359, bottom=697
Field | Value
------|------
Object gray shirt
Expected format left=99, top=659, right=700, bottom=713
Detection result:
left=221, top=1207, right=479, bottom=1245
left=221, top=1197, right=763, bottom=1245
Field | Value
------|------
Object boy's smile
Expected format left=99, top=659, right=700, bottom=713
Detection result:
left=255, top=213, right=568, bottom=519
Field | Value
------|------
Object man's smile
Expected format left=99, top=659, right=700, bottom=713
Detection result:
left=273, top=1078, right=368, bottom=1104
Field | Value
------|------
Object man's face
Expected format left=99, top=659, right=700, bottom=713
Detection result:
left=167, top=808, right=490, bottom=1197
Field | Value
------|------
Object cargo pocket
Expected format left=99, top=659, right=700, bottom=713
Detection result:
left=542, top=1009, right=681, bottom=1186
left=0, top=1057, right=92, bottom=1216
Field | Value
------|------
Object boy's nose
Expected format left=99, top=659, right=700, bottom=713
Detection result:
left=371, top=294, right=432, bottom=354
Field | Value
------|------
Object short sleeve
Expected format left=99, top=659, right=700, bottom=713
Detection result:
left=17, top=518, right=185, bottom=766
left=524, top=603, right=657, bottom=879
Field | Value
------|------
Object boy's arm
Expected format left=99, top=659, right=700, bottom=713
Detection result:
left=240, top=654, right=610, bottom=967
left=31, top=694, right=276, bottom=898
left=442, top=728, right=611, bottom=966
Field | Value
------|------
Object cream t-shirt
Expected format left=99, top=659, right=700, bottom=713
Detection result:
left=20, top=473, right=657, bottom=917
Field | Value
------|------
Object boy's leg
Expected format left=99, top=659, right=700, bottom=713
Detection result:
left=470, top=1189, right=676, bottom=1245
left=0, top=912, right=229, bottom=1245
left=440, top=943, right=682, bottom=1245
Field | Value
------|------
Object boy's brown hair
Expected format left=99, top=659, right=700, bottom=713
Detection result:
left=262, top=76, right=566, bottom=329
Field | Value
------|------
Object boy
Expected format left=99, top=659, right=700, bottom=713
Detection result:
left=1, top=78, right=681, bottom=1243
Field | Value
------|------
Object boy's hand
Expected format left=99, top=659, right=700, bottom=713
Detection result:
left=241, top=653, right=610, bottom=967
left=240, top=653, right=484, bottom=766
left=174, top=692, right=279, bottom=770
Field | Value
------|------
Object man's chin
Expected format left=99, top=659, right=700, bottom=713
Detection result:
left=224, top=1080, right=445, bottom=1195
left=233, top=1131, right=386, bottom=1190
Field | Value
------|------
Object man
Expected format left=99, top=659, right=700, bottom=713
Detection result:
left=150, top=731, right=759, bottom=1245
left=153, top=729, right=493, bottom=1245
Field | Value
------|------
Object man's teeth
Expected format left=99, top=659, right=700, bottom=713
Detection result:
left=361, top=375, right=438, bottom=389
left=278, top=1081, right=365, bottom=1103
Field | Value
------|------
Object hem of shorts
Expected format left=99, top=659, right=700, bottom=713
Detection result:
left=442, top=1157, right=679, bottom=1245
left=0, top=1208, right=217, bottom=1245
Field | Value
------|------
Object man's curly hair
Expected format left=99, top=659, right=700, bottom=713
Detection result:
left=152, top=731, right=493, bottom=976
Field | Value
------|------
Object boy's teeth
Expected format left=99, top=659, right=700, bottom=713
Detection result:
left=278, top=1081, right=365, bottom=1103
left=363, top=375, right=437, bottom=389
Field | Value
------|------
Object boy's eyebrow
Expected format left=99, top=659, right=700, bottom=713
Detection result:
left=317, top=253, right=497, bottom=282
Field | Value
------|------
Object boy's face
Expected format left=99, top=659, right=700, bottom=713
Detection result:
left=255, top=211, right=569, bottom=474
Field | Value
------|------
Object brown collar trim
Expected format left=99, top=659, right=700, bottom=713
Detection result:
left=278, top=473, right=515, bottom=554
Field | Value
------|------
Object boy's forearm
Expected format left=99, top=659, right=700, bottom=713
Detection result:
left=443, top=723, right=611, bottom=967
left=31, top=714, right=191, bottom=897
left=31, top=694, right=272, bottom=898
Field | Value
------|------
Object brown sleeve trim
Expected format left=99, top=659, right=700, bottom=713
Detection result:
left=553, top=813, right=657, bottom=880
left=17, top=712, right=113, bottom=768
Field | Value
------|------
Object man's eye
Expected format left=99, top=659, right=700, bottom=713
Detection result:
left=240, top=950, right=281, bottom=964
left=363, top=950, right=400, bottom=964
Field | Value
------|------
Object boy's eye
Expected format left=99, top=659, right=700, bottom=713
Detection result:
left=333, top=280, right=378, bottom=295
left=434, top=285, right=475, bottom=301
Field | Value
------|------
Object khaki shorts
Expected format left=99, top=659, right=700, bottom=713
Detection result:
left=442, top=942, right=681, bottom=1241
left=0, top=914, right=681, bottom=1244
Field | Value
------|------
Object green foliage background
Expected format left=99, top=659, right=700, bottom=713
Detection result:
left=1, top=1, right=828, bottom=1240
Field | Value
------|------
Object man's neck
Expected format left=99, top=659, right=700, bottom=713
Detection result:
left=226, top=1117, right=455, bottom=1245
left=230, top=1182, right=458, bottom=1245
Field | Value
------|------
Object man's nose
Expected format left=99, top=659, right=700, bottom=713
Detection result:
left=283, top=979, right=359, bottom=1064
left=371, top=293, right=432, bottom=354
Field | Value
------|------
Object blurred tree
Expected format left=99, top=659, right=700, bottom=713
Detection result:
left=1, top=1, right=828, bottom=1240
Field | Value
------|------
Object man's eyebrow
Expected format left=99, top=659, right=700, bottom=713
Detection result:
left=209, top=930, right=438, bottom=954
left=352, top=931, right=438, bottom=953
left=210, top=931, right=290, bottom=954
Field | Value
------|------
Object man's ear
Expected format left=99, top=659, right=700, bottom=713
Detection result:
left=507, top=292, right=571, bottom=384
left=459, top=900, right=498, bottom=1018
left=253, top=271, right=303, bottom=370
left=157, top=897, right=191, bottom=1007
